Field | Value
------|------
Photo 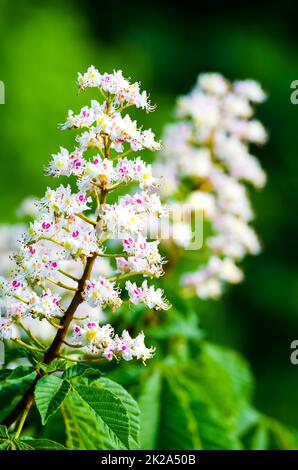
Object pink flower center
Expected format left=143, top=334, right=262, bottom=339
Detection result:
left=12, top=280, right=21, bottom=288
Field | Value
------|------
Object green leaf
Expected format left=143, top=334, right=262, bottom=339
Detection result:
left=63, top=363, right=101, bottom=381
left=4, top=346, right=41, bottom=365
left=203, top=343, right=254, bottom=401
left=97, top=377, right=140, bottom=449
left=265, top=417, right=298, bottom=450
left=20, top=438, right=66, bottom=450
left=0, top=425, right=9, bottom=440
left=1, top=438, right=66, bottom=450
left=0, top=440, right=13, bottom=450
left=178, top=369, right=244, bottom=449
left=35, top=375, right=70, bottom=425
left=62, top=393, right=120, bottom=450
left=190, top=399, right=242, bottom=450
left=138, top=365, right=245, bottom=450
left=148, top=310, right=203, bottom=341
left=74, top=383, right=132, bottom=449
left=193, top=342, right=254, bottom=420
left=158, top=375, right=202, bottom=450
left=0, top=366, right=36, bottom=422
left=236, top=406, right=260, bottom=437
left=2, top=366, right=35, bottom=381
left=13, top=440, right=33, bottom=450
left=139, top=369, right=162, bottom=449
left=37, top=359, right=74, bottom=374
left=250, top=424, right=269, bottom=450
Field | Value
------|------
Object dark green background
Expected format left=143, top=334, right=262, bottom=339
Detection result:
left=0, top=0, right=297, bottom=427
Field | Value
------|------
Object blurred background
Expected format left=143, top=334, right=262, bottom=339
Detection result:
left=0, top=0, right=297, bottom=428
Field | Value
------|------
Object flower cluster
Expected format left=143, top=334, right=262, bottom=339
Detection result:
left=155, top=73, right=267, bottom=299
left=72, top=322, right=154, bottom=363
left=0, top=66, right=169, bottom=363
left=126, top=280, right=170, bottom=310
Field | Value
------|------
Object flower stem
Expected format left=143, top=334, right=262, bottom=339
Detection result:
left=58, top=269, right=80, bottom=282
left=38, top=236, right=66, bottom=249
left=13, top=338, right=44, bottom=353
left=109, top=271, right=153, bottom=282
left=14, top=399, right=33, bottom=440
left=45, top=277, right=77, bottom=292
left=75, top=213, right=97, bottom=226
left=46, top=318, right=64, bottom=329
left=17, top=321, right=45, bottom=349
left=62, top=339, right=83, bottom=348
left=99, top=252, right=130, bottom=258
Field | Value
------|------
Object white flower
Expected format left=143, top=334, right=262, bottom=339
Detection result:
left=46, top=147, right=85, bottom=178
left=234, top=79, right=267, bottom=103
left=187, top=191, right=216, bottom=220
left=39, top=185, right=91, bottom=216
left=71, top=321, right=154, bottom=363
left=182, top=256, right=243, bottom=299
left=17, top=197, right=39, bottom=218
left=0, top=317, right=14, bottom=339
left=78, top=65, right=102, bottom=90
left=30, top=290, right=62, bottom=318
left=126, top=280, right=170, bottom=310
left=83, top=278, right=122, bottom=310
left=198, top=73, right=229, bottom=96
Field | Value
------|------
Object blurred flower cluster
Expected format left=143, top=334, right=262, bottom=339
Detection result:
left=155, top=73, right=267, bottom=299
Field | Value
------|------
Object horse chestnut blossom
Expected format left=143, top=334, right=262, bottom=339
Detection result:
left=155, top=73, right=267, bottom=299
left=0, top=66, right=170, bottom=365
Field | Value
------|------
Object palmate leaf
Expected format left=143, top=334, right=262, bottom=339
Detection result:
left=35, top=375, right=70, bottom=425
left=62, top=393, right=121, bottom=450
left=138, top=363, right=246, bottom=450
left=178, top=374, right=243, bottom=450
left=97, top=377, right=140, bottom=449
left=139, top=368, right=201, bottom=450
left=74, top=380, right=139, bottom=450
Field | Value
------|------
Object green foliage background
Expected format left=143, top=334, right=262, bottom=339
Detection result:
left=0, top=0, right=298, bottom=444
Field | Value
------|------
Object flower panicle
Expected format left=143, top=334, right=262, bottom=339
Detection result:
left=0, top=66, right=170, bottom=364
